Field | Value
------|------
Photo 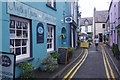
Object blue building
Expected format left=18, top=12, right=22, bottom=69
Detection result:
left=0, top=0, right=78, bottom=78
left=68, top=0, right=78, bottom=48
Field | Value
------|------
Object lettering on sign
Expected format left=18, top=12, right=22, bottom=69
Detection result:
left=0, top=52, right=15, bottom=79
left=0, top=55, right=11, bottom=67
left=7, top=0, right=56, bottom=25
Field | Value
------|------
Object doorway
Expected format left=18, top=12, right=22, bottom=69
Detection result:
left=99, top=33, right=103, bottom=42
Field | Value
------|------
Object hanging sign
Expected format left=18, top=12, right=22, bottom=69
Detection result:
left=0, top=52, right=16, bottom=80
left=37, top=23, right=44, bottom=43
left=65, top=17, right=72, bottom=23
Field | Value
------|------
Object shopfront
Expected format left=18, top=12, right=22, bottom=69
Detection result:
left=0, top=0, right=69, bottom=78
left=0, top=0, right=71, bottom=78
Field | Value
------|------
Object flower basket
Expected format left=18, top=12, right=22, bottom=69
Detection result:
left=60, top=34, right=66, bottom=39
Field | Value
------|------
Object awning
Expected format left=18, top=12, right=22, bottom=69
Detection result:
left=78, top=33, right=88, bottom=37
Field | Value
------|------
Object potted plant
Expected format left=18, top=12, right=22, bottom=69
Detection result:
left=38, top=54, right=58, bottom=72
left=17, top=61, right=35, bottom=79
left=60, top=34, right=66, bottom=39
left=114, top=44, right=120, bottom=60
left=51, top=52, right=60, bottom=59
left=68, top=47, right=76, bottom=58
left=77, top=40, right=80, bottom=48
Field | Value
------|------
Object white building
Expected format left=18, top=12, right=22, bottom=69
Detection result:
left=93, top=8, right=108, bottom=42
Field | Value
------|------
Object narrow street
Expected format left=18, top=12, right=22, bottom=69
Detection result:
left=60, top=44, right=119, bottom=79
left=1, top=0, right=120, bottom=79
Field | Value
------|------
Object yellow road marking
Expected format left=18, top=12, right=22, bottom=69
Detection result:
left=62, top=49, right=87, bottom=80
left=101, top=45, right=115, bottom=80
left=102, top=46, right=115, bottom=80
left=68, top=49, right=88, bottom=80
left=102, top=49, right=111, bottom=80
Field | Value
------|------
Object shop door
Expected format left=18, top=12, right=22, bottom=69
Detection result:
left=99, top=33, right=103, bottom=42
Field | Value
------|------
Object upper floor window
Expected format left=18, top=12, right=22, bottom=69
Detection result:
left=47, top=0, right=56, bottom=8
left=102, top=24, right=105, bottom=28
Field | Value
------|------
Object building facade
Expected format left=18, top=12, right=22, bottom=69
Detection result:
left=93, top=8, right=108, bottom=42
left=80, top=17, right=93, bottom=41
left=0, top=0, right=75, bottom=78
left=68, top=0, right=78, bottom=48
left=109, top=0, right=120, bottom=49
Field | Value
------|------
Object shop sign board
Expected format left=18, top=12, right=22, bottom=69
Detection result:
left=104, top=30, right=108, bottom=34
left=7, top=0, right=56, bottom=25
left=80, top=42, right=89, bottom=48
left=0, top=52, right=15, bottom=80
left=57, top=47, right=68, bottom=65
left=37, top=23, right=44, bottom=43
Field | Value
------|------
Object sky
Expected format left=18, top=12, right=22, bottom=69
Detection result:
left=78, top=0, right=111, bottom=18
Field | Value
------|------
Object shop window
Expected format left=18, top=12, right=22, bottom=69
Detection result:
left=47, top=24, right=55, bottom=52
left=10, top=16, right=30, bottom=61
left=47, top=0, right=56, bottom=10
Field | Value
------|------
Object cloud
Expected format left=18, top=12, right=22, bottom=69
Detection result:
left=79, top=0, right=111, bottom=17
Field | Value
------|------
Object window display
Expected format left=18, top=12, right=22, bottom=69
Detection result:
left=10, top=16, right=30, bottom=61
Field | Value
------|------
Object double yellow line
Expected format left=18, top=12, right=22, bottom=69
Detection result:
left=62, top=49, right=88, bottom=80
left=101, top=45, right=115, bottom=80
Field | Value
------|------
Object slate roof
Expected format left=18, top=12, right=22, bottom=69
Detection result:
left=95, top=10, right=108, bottom=23
left=80, top=17, right=93, bottom=26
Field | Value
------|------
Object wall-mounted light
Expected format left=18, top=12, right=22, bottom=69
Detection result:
left=61, top=19, right=64, bottom=24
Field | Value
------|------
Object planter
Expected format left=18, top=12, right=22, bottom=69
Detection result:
left=41, top=65, right=47, bottom=71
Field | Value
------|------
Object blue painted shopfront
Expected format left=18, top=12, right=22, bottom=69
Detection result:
left=0, top=0, right=69, bottom=78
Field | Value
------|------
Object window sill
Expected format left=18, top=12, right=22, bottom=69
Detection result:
left=16, top=57, right=34, bottom=65
left=46, top=4, right=57, bottom=11
left=47, top=50, right=56, bottom=54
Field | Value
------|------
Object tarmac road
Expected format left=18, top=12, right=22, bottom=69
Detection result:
left=60, top=44, right=119, bottom=79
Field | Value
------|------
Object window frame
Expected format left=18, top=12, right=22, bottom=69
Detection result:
left=46, top=0, right=57, bottom=11
left=10, top=16, right=31, bottom=61
left=47, top=24, right=55, bottom=52
left=102, top=24, right=105, bottom=28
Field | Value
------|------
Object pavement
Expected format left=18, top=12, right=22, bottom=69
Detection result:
left=33, top=47, right=83, bottom=79
left=103, top=44, right=120, bottom=77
